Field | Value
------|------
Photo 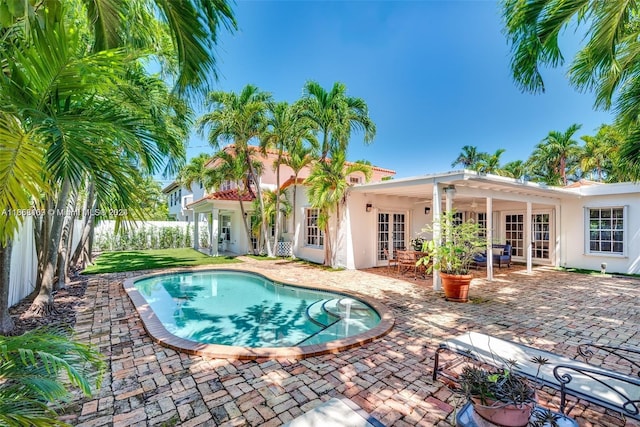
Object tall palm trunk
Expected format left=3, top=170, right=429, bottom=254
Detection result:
left=323, top=219, right=332, bottom=267
left=291, top=182, right=298, bottom=259
left=71, top=181, right=96, bottom=269
left=236, top=196, right=254, bottom=254
left=0, top=239, right=15, bottom=334
left=271, top=151, right=282, bottom=256
left=29, top=178, right=71, bottom=316
left=56, top=187, right=77, bottom=290
left=247, top=160, right=273, bottom=257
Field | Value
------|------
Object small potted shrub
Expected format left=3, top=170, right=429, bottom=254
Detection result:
left=417, top=210, right=485, bottom=302
left=458, top=364, right=536, bottom=426
left=410, top=237, right=427, bottom=251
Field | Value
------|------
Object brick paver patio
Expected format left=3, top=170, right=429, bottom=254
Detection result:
left=68, top=259, right=640, bottom=426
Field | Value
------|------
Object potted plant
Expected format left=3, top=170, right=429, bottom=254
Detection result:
left=417, top=210, right=485, bottom=302
left=410, top=237, right=427, bottom=251
left=458, top=364, right=537, bottom=426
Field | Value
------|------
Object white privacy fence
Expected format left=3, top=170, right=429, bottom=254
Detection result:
left=9, top=216, right=38, bottom=307
left=7, top=220, right=196, bottom=307
left=8, top=217, right=84, bottom=307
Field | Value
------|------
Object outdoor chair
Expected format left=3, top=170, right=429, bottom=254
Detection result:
left=492, top=244, right=512, bottom=267
left=473, top=253, right=487, bottom=269
left=383, top=248, right=398, bottom=272
left=473, top=244, right=512, bottom=269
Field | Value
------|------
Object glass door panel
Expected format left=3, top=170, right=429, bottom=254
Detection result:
left=377, top=213, right=406, bottom=264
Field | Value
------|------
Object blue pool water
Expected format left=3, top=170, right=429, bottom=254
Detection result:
left=134, top=270, right=381, bottom=347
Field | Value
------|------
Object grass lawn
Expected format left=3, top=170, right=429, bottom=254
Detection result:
left=83, top=248, right=241, bottom=274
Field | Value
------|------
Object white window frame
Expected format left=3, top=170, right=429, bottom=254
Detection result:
left=305, top=208, right=323, bottom=247
left=584, top=206, right=627, bottom=257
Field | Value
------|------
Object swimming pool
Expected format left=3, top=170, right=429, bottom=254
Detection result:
left=124, top=268, right=394, bottom=359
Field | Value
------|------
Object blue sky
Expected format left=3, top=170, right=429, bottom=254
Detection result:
left=177, top=0, right=613, bottom=183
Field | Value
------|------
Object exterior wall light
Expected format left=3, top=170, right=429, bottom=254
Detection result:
left=366, top=203, right=372, bottom=212
left=424, top=207, right=431, bottom=215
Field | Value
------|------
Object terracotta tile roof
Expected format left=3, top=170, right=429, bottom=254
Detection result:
left=188, top=189, right=255, bottom=207
left=206, top=188, right=255, bottom=201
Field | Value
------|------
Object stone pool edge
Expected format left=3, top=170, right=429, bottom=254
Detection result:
left=122, top=265, right=396, bottom=360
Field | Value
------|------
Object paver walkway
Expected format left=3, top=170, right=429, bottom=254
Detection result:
left=68, top=259, right=640, bottom=426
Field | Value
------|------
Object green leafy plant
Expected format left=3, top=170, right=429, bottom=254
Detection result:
left=0, top=327, right=105, bottom=426
left=417, top=210, right=485, bottom=275
left=529, top=407, right=562, bottom=427
left=410, top=237, right=427, bottom=251
left=458, top=364, right=535, bottom=407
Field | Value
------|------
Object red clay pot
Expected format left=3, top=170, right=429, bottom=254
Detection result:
left=471, top=397, right=535, bottom=427
left=440, top=272, right=472, bottom=302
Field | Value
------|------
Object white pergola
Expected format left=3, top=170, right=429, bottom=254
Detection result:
left=351, top=170, right=579, bottom=290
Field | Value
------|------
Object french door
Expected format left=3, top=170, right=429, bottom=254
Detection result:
left=504, top=212, right=551, bottom=261
left=377, top=212, right=406, bottom=265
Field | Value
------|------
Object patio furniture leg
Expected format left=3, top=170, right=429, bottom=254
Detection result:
left=432, top=347, right=444, bottom=381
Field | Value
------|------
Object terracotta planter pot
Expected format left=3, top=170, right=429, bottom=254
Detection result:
left=440, top=272, right=472, bottom=302
left=471, top=397, right=535, bottom=427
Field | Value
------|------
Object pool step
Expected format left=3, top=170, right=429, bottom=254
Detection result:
left=306, top=299, right=340, bottom=327
left=323, top=298, right=372, bottom=318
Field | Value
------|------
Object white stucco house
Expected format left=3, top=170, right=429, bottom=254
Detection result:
left=343, top=171, right=639, bottom=287
left=183, top=146, right=640, bottom=286
left=162, top=181, right=207, bottom=222
left=186, top=145, right=396, bottom=257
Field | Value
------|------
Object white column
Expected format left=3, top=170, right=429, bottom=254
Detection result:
left=486, top=197, right=494, bottom=281
left=194, top=213, right=200, bottom=250
left=432, top=184, right=442, bottom=290
left=526, top=202, right=533, bottom=273
left=554, top=203, right=561, bottom=268
left=210, top=208, right=219, bottom=257
left=444, top=185, right=455, bottom=212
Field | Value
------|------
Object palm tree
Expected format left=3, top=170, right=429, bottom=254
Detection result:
left=298, top=81, right=376, bottom=161
left=205, top=149, right=262, bottom=254
left=0, top=8, right=188, bottom=319
left=526, top=142, right=563, bottom=185
left=581, top=125, right=620, bottom=182
left=250, top=189, right=292, bottom=255
left=178, top=153, right=213, bottom=191
left=540, top=124, right=583, bottom=186
left=451, top=145, right=482, bottom=169
left=305, top=147, right=372, bottom=266
left=475, top=149, right=506, bottom=174
left=261, top=101, right=316, bottom=256
left=0, top=327, right=105, bottom=426
left=502, top=0, right=640, bottom=178
left=501, top=160, right=529, bottom=180
left=279, top=140, right=316, bottom=257
left=198, top=85, right=275, bottom=256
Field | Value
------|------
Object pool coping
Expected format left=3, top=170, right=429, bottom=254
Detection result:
left=122, top=265, right=395, bottom=360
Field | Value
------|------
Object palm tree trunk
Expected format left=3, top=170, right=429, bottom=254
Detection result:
left=291, top=178, right=298, bottom=259
left=323, top=220, right=332, bottom=267
left=29, top=178, right=72, bottom=316
left=237, top=196, right=254, bottom=254
left=55, top=188, right=77, bottom=290
left=272, top=154, right=282, bottom=256
left=0, top=239, right=15, bottom=334
left=247, top=161, right=274, bottom=257
left=70, top=181, right=96, bottom=269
